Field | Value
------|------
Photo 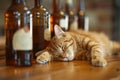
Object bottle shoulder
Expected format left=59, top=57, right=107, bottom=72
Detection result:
left=5, top=4, right=31, bottom=15
left=31, top=6, right=50, bottom=14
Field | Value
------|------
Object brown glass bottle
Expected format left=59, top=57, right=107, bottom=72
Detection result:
left=5, top=0, right=32, bottom=66
left=31, top=0, right=51, bottom=58
left=77, top=0, right=85, bottom=30
left=52, top=0, right=69, bottom=32
left=65, top=0, right=77, bottom=30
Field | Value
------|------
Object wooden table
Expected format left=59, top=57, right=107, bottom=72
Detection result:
left=0, top=57, right=120, bottom=80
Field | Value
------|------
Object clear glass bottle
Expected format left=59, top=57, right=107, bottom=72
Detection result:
left=31, top=0, right=51, bottom=58
left=5, top=0, right=32, bottom=66
left=52, top=0, right=69, bottom=31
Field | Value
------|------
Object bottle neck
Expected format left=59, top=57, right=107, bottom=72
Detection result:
left=53, top=0, right=58, bottom=12
left=58, top=0, right=64, bottom=11
left=53, top=0, right=64, bottom=13
left=34, top=0, right=43, bottom=7
left=12, top=0, right=23, bottom=4
left=12, top=0, right=27, bottom=7
left=65, top=0, right=74, bottom=13
left=78, top=0, right=85, bottom=11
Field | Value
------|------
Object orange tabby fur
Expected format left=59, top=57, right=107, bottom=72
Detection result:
left=36, top=25, right=120, bottom=67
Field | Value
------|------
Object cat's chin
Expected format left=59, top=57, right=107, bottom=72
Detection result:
left=54, top=54, right=74, bottom=62
left=59, top=58, right=73, bottom=62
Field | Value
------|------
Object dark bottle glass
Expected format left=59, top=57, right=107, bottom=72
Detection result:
left=77, top=0, right=85, bottom=30
left=65, top=0, right=78, bottom=30
left=52, top=0, right=69, bottom=32
left=31, top=0, right=51, bottom=58
left=5, top=0, right=32, bottom=66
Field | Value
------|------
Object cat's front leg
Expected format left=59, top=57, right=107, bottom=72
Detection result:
left=91, top=45, right=107, bottom=67
left=36, top=51, right=51, bottom=64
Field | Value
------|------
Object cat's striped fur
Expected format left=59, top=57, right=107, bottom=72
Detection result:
left=36, top=25, right=120, bottom=67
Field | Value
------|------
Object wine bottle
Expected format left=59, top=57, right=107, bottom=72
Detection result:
left=5, top=0, right=33, bottom=66
left=52, top=0, right=69, bottom=31
left=77, top=0, right=85, bottom=30
left=31, top=0, right=51, bottom=58
left=65, top=0, right=78, bottom=30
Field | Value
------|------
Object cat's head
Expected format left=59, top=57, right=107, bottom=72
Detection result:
left=48, top=25, right=76, bottom=61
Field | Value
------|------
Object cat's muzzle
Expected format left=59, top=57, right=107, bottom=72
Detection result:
left=58, top=54, right=73, bottom=62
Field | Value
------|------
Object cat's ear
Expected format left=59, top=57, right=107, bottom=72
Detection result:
left=54, top=25, right=65, bottom=39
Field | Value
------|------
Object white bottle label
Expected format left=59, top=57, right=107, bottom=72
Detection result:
left=59, top=15, right=69, bottom=31
left=84, top=16, right=89, bottom=32
left=13, top=27, right=32, bottom=50
left=69, top=16, right=78, bottom=30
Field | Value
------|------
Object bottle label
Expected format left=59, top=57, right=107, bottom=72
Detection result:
left=59, top=15, right=69, bottom=31
left=13, top=27, right=32, bottom=50
left=69, top=16, right=78, bottom=30
left=84, top=16, right=89, bottom=32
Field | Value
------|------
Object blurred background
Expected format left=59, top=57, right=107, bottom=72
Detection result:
left=0, top=0, right=120, bottom=41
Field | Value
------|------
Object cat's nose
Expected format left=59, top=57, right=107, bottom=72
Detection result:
left=60, top=54, right=67, bottom=58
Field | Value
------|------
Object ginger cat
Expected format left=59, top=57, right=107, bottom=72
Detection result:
left=36, top=25, right=120, bottom=67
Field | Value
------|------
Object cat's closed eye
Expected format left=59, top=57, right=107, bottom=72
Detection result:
left=62, top=34, right=66, bottom=37
left=61, top=46, right=66, bottom=52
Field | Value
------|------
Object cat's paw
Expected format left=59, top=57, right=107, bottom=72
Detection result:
left=91, top=58, right=107, bottom=67
left=36, top=51, right=51, bottom=64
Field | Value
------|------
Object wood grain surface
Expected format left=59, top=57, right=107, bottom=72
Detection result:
left=0, top=58, right=120, bottom=80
